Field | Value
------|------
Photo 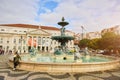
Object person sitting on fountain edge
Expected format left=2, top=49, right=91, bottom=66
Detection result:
left=13, top=51, right=21, bottom=70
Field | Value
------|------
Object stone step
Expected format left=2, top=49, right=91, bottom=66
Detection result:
left=0, top=62, right=9, bottom=68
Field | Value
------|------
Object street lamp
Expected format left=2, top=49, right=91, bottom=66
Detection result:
left=81, top=26, right=86, bottom=39
left=81, top=26, right=84, bottom=39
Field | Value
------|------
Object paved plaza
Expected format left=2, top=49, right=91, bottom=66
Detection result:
left=0, top=55, right=120, bottom=80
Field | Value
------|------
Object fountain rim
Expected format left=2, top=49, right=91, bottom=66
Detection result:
left=9, top=54, right=119, bottom=64
left=9, top=59, right=119, bottom=65
left=8, top=54, right=120, bottom=73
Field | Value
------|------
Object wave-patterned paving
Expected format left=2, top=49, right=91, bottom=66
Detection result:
left=0, top=67, right=120, bottom=80
left=0, top=55, right=120, bottom=80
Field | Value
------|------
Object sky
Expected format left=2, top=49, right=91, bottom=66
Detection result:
left=0, top=0, right=120, bottom=33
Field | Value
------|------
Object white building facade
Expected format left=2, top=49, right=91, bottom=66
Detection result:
left=0, top=24, right=74, bottom=53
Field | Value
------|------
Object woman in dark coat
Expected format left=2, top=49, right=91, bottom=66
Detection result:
left=13, top=51, right=21, bottom=70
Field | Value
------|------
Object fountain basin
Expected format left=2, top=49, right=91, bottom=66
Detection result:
left=8, top=54, right=120, bottom=73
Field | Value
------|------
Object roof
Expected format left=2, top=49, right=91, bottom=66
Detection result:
left=0, top=24, right=60, bottom=31
left=101, top=25, right=120, bottom=33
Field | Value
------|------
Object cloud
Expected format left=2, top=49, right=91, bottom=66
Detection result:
left=38, top=0, right=120, bottom=33
left=0, top=0, right=120, bottom=33
left=0, top=0, right=39, bottom=24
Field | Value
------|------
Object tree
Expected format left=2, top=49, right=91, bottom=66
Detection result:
left=98, top=32, right=120, bottom=50
left=88, top=38, right=100, bottom=50
left=78, top=32, right=120, bottom=52
left=79, top=39, right=90, bottom=48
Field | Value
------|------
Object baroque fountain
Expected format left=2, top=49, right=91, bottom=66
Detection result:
left=8, top=17, right=120, bottom=73
left=51, top=17, right=74, bottom=56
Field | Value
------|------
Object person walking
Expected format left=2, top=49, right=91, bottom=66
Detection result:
left=13, top=51, right=21, bottom=70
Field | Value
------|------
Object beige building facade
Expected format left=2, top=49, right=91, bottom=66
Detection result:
left=101, top=25, right=120, bottom=35
left=0, top=24, right=74, bottom=53
left=86, top=31, right=101, bottom=39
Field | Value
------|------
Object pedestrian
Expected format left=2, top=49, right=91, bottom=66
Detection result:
left=13, top=51, right=21, bottom=70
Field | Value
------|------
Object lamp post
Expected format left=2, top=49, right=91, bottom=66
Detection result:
left=81, top=26, right=84, bottom=40
left=81, top=26, right=86, bottom=39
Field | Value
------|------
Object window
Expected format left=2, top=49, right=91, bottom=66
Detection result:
left=23, top=46, right=25, bottom=50
left=14, top=30, right=17, bottom=32
left=19, top=39, right=21, bottom=44
left=23, top=39, right=26, bottom=44
left=42, top=37, right=45, bottom=45
left=38, top=37, right=41, bottom=45
left=18, top=46, right=21, bottom=50
left=13, top=46, right=16, bottom=50
left=13, top=39, right=16, bottom=43
left=6, top=46, right=9, bottom=49
left=51, top=41, right=52, bottom=44
left=0, top=38, right=3, bottom=43
left=1, top=29, right=5, bottom=31
left=7, top=40, right=9, bottom=43
left=54, top=41, right=56, bottom=45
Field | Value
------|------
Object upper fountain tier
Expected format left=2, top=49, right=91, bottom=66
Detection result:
left=51, top=17, right=74, bottom=49
left=58, top=17, right=69, bottom=27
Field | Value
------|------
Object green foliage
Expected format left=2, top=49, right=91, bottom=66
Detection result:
left=88, top=38, right=100, bottom=50
left=98, top=32, right=120, bottom=50
left=78, top=32, right=120, bottom=51
left=79, top=39, right=90, bottom=48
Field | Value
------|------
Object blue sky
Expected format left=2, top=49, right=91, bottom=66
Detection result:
left=0, top=0, right=120, bottom=33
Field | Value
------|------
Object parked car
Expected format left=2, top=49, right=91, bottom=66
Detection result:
left=97, top=50, right=104, bottom=54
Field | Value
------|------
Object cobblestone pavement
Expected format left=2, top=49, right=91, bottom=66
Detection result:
left=0, top=55, right=120, bottom=80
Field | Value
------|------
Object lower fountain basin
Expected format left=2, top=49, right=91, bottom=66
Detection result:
left=8, top=54, right=120, bottom=73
